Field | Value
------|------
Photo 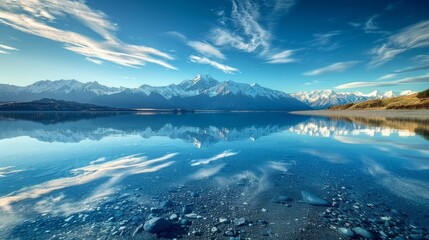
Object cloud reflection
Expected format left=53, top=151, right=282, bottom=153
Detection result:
left=0, top=153, right=177, bottom=232
left=364, top=158, right=429, bottom=205
left=191, top=150, right=238, bottom=166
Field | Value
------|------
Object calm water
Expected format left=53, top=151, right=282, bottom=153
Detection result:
left=0, top=112, right=428, bottom=239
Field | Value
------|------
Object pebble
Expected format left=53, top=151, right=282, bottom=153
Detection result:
left=353, top=227, right=375, bottom=239
left=143, top=217, right=172, bottom=234
left=337, top=227, right=355, bottom=238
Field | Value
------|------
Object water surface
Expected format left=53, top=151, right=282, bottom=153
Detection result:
left=0, top=112, right=428, bottom=239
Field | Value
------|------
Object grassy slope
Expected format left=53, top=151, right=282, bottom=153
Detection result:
left=329, top=89, right=429, bottom=110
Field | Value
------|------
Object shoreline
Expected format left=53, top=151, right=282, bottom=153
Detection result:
left=290, top=109, right=429, bottom=119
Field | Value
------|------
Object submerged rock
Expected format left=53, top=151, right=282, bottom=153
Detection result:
left=159, top=200, right=173, bottom=209
left=233, top=217, right=246, bottom=227
left=301, top=191, right=331, bottom=206
left=353, top=227, right=375, bottom=239
left=338, top=227, right=355, bottom=238
left=143, top=217, right=172, bottom=234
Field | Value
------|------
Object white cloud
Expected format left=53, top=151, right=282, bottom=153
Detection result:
left=377, top=73, right=396, bottom=80
left=166, top=31, right=225, bottom=59
left=0, top=44, right=17, bottom=51
left=266, top=49, right=296, bottom=64
left=85, top=57, right=102, bottom=65
left=303, top=61, right=360, bottom=76
left=335, top=73, right=429, bottom=89
left=0, top=0, right=176, bottom=70
left=303, top=80, right=320, bottom=86
left=189, top=55, right=239, bottom=74
left=369, top=20, right=429, bottom=67
left=210, top=0, right=295, bottom=62
left=187, top=41, right=225, bottom=59
left=0, top=43, right=18, bottom=54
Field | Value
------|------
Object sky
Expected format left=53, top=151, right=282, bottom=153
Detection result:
left=0, top=0, right=429, bottom=93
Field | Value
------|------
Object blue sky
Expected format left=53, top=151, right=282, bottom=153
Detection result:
left=0, top=0, right=428, bottom=93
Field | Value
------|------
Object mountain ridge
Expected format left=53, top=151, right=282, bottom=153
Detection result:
left=0, top=75, right=310, bottom=111
left=291, top=89, right=416, bottom=109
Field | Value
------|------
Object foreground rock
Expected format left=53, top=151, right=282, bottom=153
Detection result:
left=143, top=217, right=172, bottom=234
left=301, top=191, right=331, bottom=206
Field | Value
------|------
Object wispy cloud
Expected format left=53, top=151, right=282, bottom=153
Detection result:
left=377, top=73, right=396, bottom=80
left=210, top=0, right=296, bottom=63
left=189, top=55, right=239, bottom=74
left=303, top=80, right=320, bottom=86
left=266, top=49, right=297, bottom=64
left=303, top=61, right=360, bottom=76
left=166, top=31, right=225, bottom=59
left=336, top=73, right=429, bottom=89
left=0, top=44, right=17, bottom=51
left=369, top=20, right=429, bottom=67
left=0, top=43, right=18, bottom=54
left=86, top=57, right=102, bottom=65
left=0, top=0, right=176, bottom=69
left=312, top=31, right=341, bottom=51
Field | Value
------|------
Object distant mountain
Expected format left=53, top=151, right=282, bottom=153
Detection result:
left=0, top=75, right=310, bottom=111
left=291, top=89, right=416, bottom=109
left=329, top=88, right=429, bottom=110
left=0, top=99, right=130, bottom=111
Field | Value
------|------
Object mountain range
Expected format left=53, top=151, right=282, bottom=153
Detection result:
left=291, top=89, right=415, bottom=109
left=0, top=75, right=417, bottom=110
left=0, top=75, right=310, bottom=111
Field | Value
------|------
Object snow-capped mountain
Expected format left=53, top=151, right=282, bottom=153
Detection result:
left=0, top=75, right=310, bottom=111
left=291, top=89, right=416, bottom=109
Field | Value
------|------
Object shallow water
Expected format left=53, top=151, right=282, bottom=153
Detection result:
left=0, top=112, right=428, bottom=239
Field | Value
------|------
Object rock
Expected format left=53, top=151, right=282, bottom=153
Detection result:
left=191, top=192, right=200, bottom=197
left=353, top=227, right=375, bottom=239
left=219, top=217, right=229, bottom=224
left=301, top=191, right=331, bottom=206
left=132, top=224, right=144, bottom=237
left=338, top=227, right=355, bottom=238
left=169, top=213, right=178, bottom=220
left=150, top=207, right=162, bottom=213
left=159, top=200, right=173, bottom=209
left=233, top=217, right=246, bottom=227
left=211, top=227, right=219, bottom=233
left=409, top=234, right=424, bottom=240
left=185, top=213, right=202, bottom=219
left=180, top=219, right=190, bottom=225
left=143, top=217, right=172, bottom=234
left=182, top=205, right=193, bottom=214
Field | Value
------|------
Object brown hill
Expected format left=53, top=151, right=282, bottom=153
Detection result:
left=329, top=89, right=429, bottom=110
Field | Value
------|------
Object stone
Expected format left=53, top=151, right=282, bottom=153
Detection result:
left=182, top=205, right=193, bottom=214
left=143, top=217, right=172, bottom=234
left=169, top=213, right=178, bottom=220
left=233, top=217, right=246, bottom=227
left=159, top=200, right=173, bottom=209
left=185, top=213, right=202, bottom=219
left=301, top=191, right=331, bottom=206
left=353, top=227, right=375, bottom=239
left=337, top=227, right=355, bottom=238
left=132, top=224, right=144, bottom=237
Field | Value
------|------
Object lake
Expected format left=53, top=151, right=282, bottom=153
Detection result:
left=0, top=112, right=428, bottom=239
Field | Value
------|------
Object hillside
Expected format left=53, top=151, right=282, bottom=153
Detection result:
left=329, top=89, right=429, bottom=110
left=0, top=99, right=131, bottom=111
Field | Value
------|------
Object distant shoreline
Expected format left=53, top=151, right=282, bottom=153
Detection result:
left=290, top=110, right=429, bottom=119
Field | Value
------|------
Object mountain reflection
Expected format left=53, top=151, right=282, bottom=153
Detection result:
left=289, top=116, right=429, bottom=140
left=0, top=112, right=308, bottom=147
